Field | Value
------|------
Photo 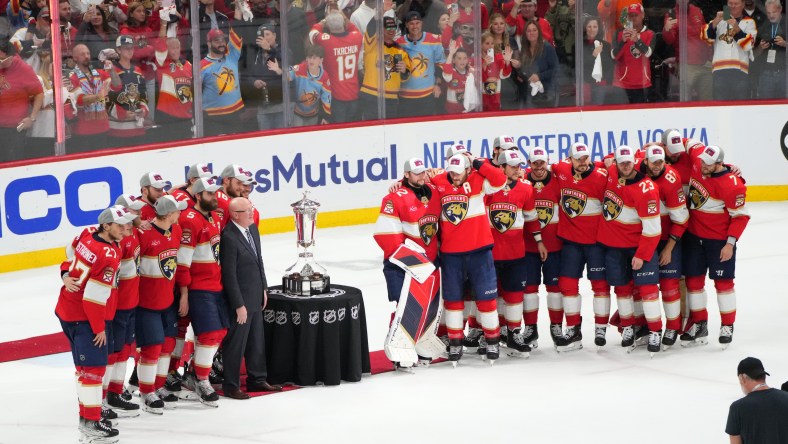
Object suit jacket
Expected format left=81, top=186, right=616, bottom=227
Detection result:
left=220, top=222, right=267, bottom=312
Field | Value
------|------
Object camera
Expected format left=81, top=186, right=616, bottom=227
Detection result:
left=393, top=54, right=402, bottom=65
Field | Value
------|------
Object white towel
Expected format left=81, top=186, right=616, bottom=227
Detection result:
left=530, top=80, right=544, bottom=96
left=592, top=40, right=603, bottom=83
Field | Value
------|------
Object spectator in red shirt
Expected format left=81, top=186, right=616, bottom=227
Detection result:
left=506, top=0, right=554, bottom=48
left=662, top=2, right=713, bottom=100
left=0, top=38, right=43, bottom=163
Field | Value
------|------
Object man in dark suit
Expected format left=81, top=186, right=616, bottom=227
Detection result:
left=220, top=197, right=283, bottom=399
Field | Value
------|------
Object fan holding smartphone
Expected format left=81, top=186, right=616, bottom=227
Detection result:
left=703, top=0, right=757, bottom=100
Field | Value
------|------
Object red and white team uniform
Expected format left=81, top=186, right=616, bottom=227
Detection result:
left=524, top=169, right=565, bottom=327
left=551, top=159, right=611, bottom=329
left=55, top=231, right=121, bottom=423
left=442, top=63, right=469, bottom=114
left=137, top=223, right=182, bottom=396
left=215, top=189, right=232, bottom=229
left=485, top=178, right=540, bottom=331
left=309, top=22, right=363, bottom=102
left=685, top=158, right=750, bottom=327
left=639, top=161, right=689, bottom=332
left=481, top=53, right=511, bottom=112
left=666, top=136, right=706, bottom=187
left=171, top=187, right=197, bottom=208
left=598, top=166, right=662, bottom=331
left=139, top=199, right=157, bottom=222
left=373, top=184, right=441, bottom=263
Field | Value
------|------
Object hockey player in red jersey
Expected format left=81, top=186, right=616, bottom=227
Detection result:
left=56, top=206, right=135, bottom=442
left=598, top=146, right=662, bottom=354
left=552, top=142, right=611, bottom=352
left=434, top=152, right=507, bottom=364
left=217, top=164, right=254, bottom=228
left=661, top=128, right=706, bottom=187
left=485, top=150, right=543, bottom=357
left=176, top=177, right=228, bottom=406
left=681, top=145, right=749, bottom=349
left=524, top=146, right=565, bottom=347
left=138, top=172, right=170, bottom=222
left=135, top=195, right=185, bottom=414
left=639, top=145, right=689, bottom=349
left=170, top=163, right=215, bottom=209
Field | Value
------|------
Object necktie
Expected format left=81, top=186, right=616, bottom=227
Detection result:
left=245, top=229, right=257, bottom=255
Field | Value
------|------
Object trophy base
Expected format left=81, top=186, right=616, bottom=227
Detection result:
left=282, top=274, right=331, bottom=296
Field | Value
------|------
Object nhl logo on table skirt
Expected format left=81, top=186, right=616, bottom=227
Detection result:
left=264, top=309, right=275, bottom=323
left=441, top=195, right=469, bottom=225
left=309, top=311, right=320, bottom=325
left=489, top=203, right=518, bottom=233
left=291, top=311, right=301, bottom=325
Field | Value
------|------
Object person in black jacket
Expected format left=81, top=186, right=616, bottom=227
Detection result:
left=581, top=16, right=615, bottom=105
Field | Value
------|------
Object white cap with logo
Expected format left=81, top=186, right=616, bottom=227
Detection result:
left=698, top=145, right=724, bottom=165
left=662, top=129, right=684, bottom=155
left=140, top=172, right=169, bottom=189
left=187, top=163, right=214, bottom=180
left=98, top=205, right=138, bottom=224
left=446, top=154, right=471, bottom=174
left=445, top=144, right=468, bottom=159
left=221, top=164, right=255, bottom=185
left=646, top=145, right=666, bottom=162
left=498, top=150, right=526, bottom=167
left=404, top=157, right=427, bottom=174
left=494, top=135, right=517, bottom=150
left=154, top=195, right=188, bottom=216
left=528, top=146, right=549, bottom=164
left=114, top=194, right=146, bottom=211
left=192, top=177, right=221, bottom=194
left=570, top=142, right=590, bottom=159
left=615, top=145, right=636, bottom=163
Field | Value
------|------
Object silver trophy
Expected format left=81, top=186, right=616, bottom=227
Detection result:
left=282, top=192, right=330, bottom=296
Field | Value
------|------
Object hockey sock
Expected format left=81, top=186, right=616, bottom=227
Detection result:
left=660, top=278, right=682, bottom=331
left=77, top=366, right=105, bottom=421
left=103, top=353, right=117, bottom=399
left=639, top=284, right=662, bottom=332
left=194, top=330, right=225, bottom=381
left=464, top=301, right=479, bottom=329
left=109, top=353, right=128, bottom=395
left=521, top=286, right=538, bottom=326
left=546, top=285, right=564, bottom=324
left=558, top=276, right=581, bottom=327
left=633, top=289, right=646, bottom=327
left=138, top=345, right=162, bottom=394
left=685, top=275, right=709, bottom=323
left=155, top=337, right=176, bottom=390
left=591, top=279, right=611, bottom=325
left=496, top=295, right=506, bottom=329
left=443, top=300, right=465, bottom=340
left=476, top=299, right=500, bottom=341
left=614, top=283, right=635, bottom=327
left=715, top=279, right=736, bottom=325
left=500, top=289, right=524, bottom=330
left=437, top=307, right=448, bottom=337
left=169, top=317, right=190, bottom=373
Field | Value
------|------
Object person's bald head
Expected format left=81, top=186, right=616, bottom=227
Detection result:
left=229, top=197, right=255, bottom=228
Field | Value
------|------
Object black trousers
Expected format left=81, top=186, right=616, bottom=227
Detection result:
left=221, top=308, right=268, bottom=390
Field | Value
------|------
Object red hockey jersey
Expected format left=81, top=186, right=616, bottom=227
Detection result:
left=597, top=168, right=661, bottom=260
left=215, top=189, right=231, bottom=229
left=56, top=232, right=121, bottom=334
left=687, top=164, right=750, bottom=241
left=638, top=162, right=689, bottom=241
left=117, top=230, right=141, bottom=310
left=668, top=138, right=705, bottom=186
left=310, top=23, right=362, bottom=101
left=373, top=183, right=441, bottom=263
left=485, top=178, right=540, bottom=261
left=433, top=162, right=507, bottom=254
left=138, top=223, right=182, bottom=310
left=525, top=170, right=563, bottom=253
left=170, top=186, right=196, bottom=208
left=552, top=160, right=608, bottom=245
left=176, top=208, right=223, bottom=292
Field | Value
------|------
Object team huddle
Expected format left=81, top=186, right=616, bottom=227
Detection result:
left=374, top=129, right=750, bottom=369
left=55, top=164, right=261, bottom=444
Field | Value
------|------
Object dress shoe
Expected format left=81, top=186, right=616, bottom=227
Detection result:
left=223, top=387, right=250, bottom=400
left=246, top=381, right=283, bottom=392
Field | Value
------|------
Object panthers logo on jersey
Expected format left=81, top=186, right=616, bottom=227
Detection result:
left=210, top=234, right=221, bottom=264
left=418, top=215, right=439, bottom=245
left=561, top=189, right=587, bottom=218
left=535, top=200, right=554, bottom=228
left=441, top=195, right=469, bottom=225
left=688, top=179, right=709, bottom=209
left=176, top=85, right=193, bottom=104
left=158, top=249, right=178, bottom=280
left=602, top=190, right=623, bottom=221
left=489, top=202, right=517, bottom=233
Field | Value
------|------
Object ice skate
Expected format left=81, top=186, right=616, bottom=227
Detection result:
left=719, top=325, right=734, bottom=349
left=550, top=323, right=563, bottom=349
left=679, top=320, right=709, bottom=347
left=127, top=367, right=139, bottom=396
left=484, top=340, right=500, bottom=365
left=105, top=391, right=140, bottom=418
left=522, top=324, right=538, bottom=349
left=393, top=362, right=415, bottom=373
left=448, top=339, right=463, bottom=368
left=594, top=325, right=607, bottom=351
left=209, top=350, right=224, bottom=385
left=476, top=335, right=488, bottom=356
left=141, top=392, right=164, bottom=415
left=79, top=418, right=119, bottom=444
left=555, top=325, right=582, bottom=353
left=100, top=406, right=118, bottom=428
left=505, top=329, right=531, bottom=358
left=439, top=335, right=450, bottom=358
left=634, top=325, right=649, bottom=347
left=120, top=388, right=133, bottom=402
left=168, top=371, right=199, bottom=401
left=621, top=326, right=636, bottom=353
left=156, top=387, right=179, bottom=409
left=463, top=328, right=483, bottom=353
left=499, top=325, right=508, bottom=347
left=661, top=329, right=678, bottom=351
left=190, top=375, right=219, bottom=408
left=647, top=330, right=661, bottom=358
left=415, top=355, right=432, bottom=368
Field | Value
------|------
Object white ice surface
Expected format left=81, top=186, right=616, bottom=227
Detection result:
left=1, top=201, right=787, bottom=444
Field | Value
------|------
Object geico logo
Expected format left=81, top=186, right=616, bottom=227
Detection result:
left=1, top=167, right=123, bottom=237
left=251, top=145, right=398, bottom=193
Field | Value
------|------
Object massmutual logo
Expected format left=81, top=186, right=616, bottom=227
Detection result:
left=781, top=121, right=788, bottom=162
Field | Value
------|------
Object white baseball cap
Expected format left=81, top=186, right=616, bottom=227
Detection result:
left=114, top=193, right=146, bottom=211
left=494, top=135, right=517, bottom=150
left=698, top=145, right=724, bottom=165
left=403, top=157, right=427, bottom=174
left=98, top=205, right=138, bottom=224
left=140, top=172, right=169, bottom=189
left=615, top=145, right=636, bottom=163
left=446, top=154, right=470, bottom=174
left=646, top=145, right=666, bottom=162
left=528, top=146, right=549, bottom=164
left=192, top=177, right=221, bottom=194
left=570, top=142, right=590, bottom=159
left=187, top=163, right=214, bottom=180
left=221, top=164, right=255, bottom=185
left=445, top=144, right=468, bottom=159
left=662, top=129, right=684, bottom=155
left=154, top=195, right=187, bottom=215
left=498, top=150, right=526, bottom=167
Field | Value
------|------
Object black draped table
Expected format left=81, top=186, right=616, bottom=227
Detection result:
left=264, top=285, right=370, bottom=386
